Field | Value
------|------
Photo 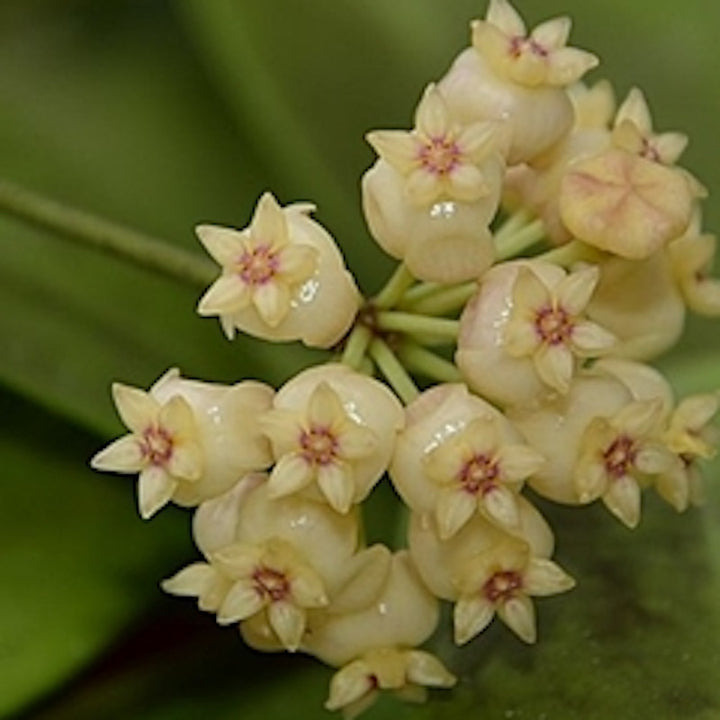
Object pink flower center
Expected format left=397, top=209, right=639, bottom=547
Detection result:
left=509, top=35, right=548, bottom=59
left=640, top=137, right=661, bottom=164
left=458, top=454, right=500, bottom=495
left=484, top=570, right=523, bottom=604
left=300, top=426, right=338, bottom=466
left=252, top=566, right=290, bottom=602
left=535, top=305, right=573, bottom=345
left=140, top=425, right=174, bottom=466
left=237, top=244, right=280, bottom=285
left=603, top=434, right=637, bottom=479
left=418, top=136, right=461, bottom=176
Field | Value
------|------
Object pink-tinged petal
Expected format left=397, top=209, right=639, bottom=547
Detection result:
left=252, top=280, right=291, bottom=327
left=267, top=453, right=314, bottom=499
left=137, top=465, right=177, bottom=519
left=414, top=84, right=450, bottom=139
left=197, top=274, right=252, bottom=316
left=546, top=47, right=599, bottom=86
left=405, top=167, right=441, bottom=206
left=307, top=381, right=347, bottom=428
left=249, top=192, right=288, bottom=247
left=530, top=16, right=570, bottom=50
left=195, top=224, right=244, bottom=266
left=112, top=383, right=158, bottom=432
left=615, top=87, right=653, bottom=134
left=534, top=343, right=574, bottom=394
left=524, top=558, right=575, bottom=596
left=161, top=562, right=216, bottom=597
left=365, top=130, right=418, bottom=174
left=91, top=434, right=143, bottom=473
left=556, top=265, right=599, bottom=315
left=317, top=462, right=355, bottom=513
left=486, top=0, right=525, bottom=36
left=448, top=164, right=490, bottom=202
left=436, top=488, right=477, bottom=540
left=268, top=600, right=306, bottom=651
left=217, top=578, right=264, bottom=625
left=454, top=595, right=495, bottom=645
left=482, top=485, right=521, bottom=529
left=277, top=244, right=317, bottom=282
left=571, top=321, right=617, bottom=356
left=497, top=594, right=537, bottom=643
left=603, top=475, right=641, bottom=528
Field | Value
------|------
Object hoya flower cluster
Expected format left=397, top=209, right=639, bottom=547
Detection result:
left=92, top=1, right=719, bottom=716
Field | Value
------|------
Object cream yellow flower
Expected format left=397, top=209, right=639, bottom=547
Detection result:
left=197, top=192, right=360, bottom=348
left=452, top=538, right=574, bottom=644
left=574, top=399, right=675, bottom=528
left=667, top=210, right=720, bottom=317
left=472, top=0, right=598, bottom=88
left=261, top=364, right=404, bottom=513
left=367, top=83, right=505, bottom=207
left=504, top=263, right=616, bottom=393
left=91, top=369, right=274, bottom=516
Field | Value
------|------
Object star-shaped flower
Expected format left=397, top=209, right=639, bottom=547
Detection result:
left=423, top=416, right=545, bottom=538
left=503, top=264, right=616, bottom=393
left=471, top=0, right=598, bottom=87
left=574, top=398, right=675, bottom=527
left=91, top=382, right=203, bottom=518
left=452, top=539, right=575, bottom=644
left=197, top=192, right=318, bottom=332
left=366, top=83, right=503, bottom=207
left=261, top=382, right=379, bottom=513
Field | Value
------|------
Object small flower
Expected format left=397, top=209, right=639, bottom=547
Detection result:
left=667, top=211, right=720, bottom=317
left=325, top=648, right=456, bottom=718
left=90, top=369, right=274, bottom=516
left=471, top=0, right=598, bottom=88
left=197, top=192, right=360, bottom=348
left=452, top=538, right=574, bottom=644
left=261, top=365, right=404, bottom=513
left=559, top=148, right=700, bottom=259
left=91, top=380, right=202, bottom=518
left=422, top=416, right=545, bottom=538
left=655, top=393, right=720, bottom=511
left=367, top=84, right=504, bottom=206
left=575, top=399, right=675, bottom=527
left=166, top=538, right=329, bottom=652
left=504, top=264, right=616, bottom=393
left=612, top=87, right=688, bottom=166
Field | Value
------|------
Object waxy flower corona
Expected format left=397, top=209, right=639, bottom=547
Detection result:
left=91, top=0, right=719, bottom=715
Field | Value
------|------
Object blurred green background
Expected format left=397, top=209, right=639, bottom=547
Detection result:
left=1, top=1, right=719, bottom=718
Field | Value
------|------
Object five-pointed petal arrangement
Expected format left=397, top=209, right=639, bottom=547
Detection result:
left=503, top=264, right=616, bottom=393
left=261, top=382, right=378, bottom=513
left=367, top=83, right=502, bottom=206
left=91, top=382, right=203, bottom=518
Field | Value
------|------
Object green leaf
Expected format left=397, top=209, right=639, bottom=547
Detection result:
left=0, top=391, right=189, bottom=718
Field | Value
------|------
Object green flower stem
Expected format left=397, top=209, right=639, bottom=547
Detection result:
left=372, top=263, right=416, bottom=310
left=375, top=311, right=460, bottom=342
left=538, top=238, right=603, bottom=267
left=368, top=338, right=419, bottom=404
left=403, top=281, right=476, bottom=316
left=340, top=324, right=373, bottom=370
left=0, top=177, right=216, bottom=288
left=493, top=208, right=531, bottom=243
left=397, top=280, right=442, bottom=307
left=494, top=217, right=546, bottom=261
left=397, top=342, right=463, bottom=383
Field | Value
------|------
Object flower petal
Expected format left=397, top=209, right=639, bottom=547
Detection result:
left=249, top=192, right=288, bottom=247
left=252, top=280, right=291, bottom=327
left=217, top=578, right=264, bottom=625
left=414, top=83, right=449, bottom=139
left=534, top=342, right=574, bottom=394
left=268, top=600, right=306, bottom=651
left=91, top=434, right=143, bottom=473
left=571, top=321, right=617, bottom=356
left=267, top=453, right=314, bottom=499
left=524, top=558, right=575, bottom=596
left=195, top=224, right=244, bottom=266
left=603, top=475, right=641, bottom=528
left=556, top=265, right=599, bottom=315
left=197, top=274, right=251, bottom=316
left=454, top=595, right=495, bottom=645
left=436, top=488, right=477, bottom=539
left=498, top=594, right=537, bottom=643
left=366, top=130, right=418, bottom=173
left=112, top=383, right=158, bottom=432
left=137, top=465, right=177, bottom=519
left=317, top=462, right=355, bottom=513
left=161, top=562, right=216, bottom=597
left=482, top=485, right=521, bottom=529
